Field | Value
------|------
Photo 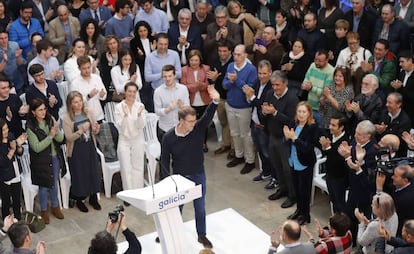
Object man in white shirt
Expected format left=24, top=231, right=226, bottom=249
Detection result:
left=70, top=55, right=107, bottom=122
left=153, top=64, right=189, bottom=141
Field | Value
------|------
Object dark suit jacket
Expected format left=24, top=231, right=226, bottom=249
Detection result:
left=396, top=71, right=414, bottom=124
left=31, top=0, right=60, bottom=30
left=249, top=79, right=273, bottom=125
left=168, top=24, right=203, bottom=57
left=395, top=2, right=414, bottom=29
left=286, top=123, right=318, bottom=167
left=344, top=10, right=377, bottom=49
left=25, top=79, right=63, bottom=120
left=372, top=19, right=410, bottom=55
left=377, top=109, right=412, bottom=137
left=79, top=6, right=112, bottom=26
left=130, top=37, right=155, bottom=80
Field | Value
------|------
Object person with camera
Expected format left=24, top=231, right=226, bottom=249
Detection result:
left=375, top=219, right=414, bottom=254
left=377, top=164, right=414, bottom=236
left=88, top=210, right=142, bottom=254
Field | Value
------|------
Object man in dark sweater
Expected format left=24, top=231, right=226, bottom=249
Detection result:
left=160, top=85, right=220, bottom=249
left=319, top=115, right=349, bottom=213
left=263, top=70, right=299, bottom=208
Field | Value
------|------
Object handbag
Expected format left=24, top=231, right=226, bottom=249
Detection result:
left=22, top=211, right=46, bottom=233
left=112, top=92, right=125, bottom=102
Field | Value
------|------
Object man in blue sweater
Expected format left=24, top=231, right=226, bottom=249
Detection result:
left=160, top=85, right=220, bottom=249
left=223, top=44, right=257, bottom=174
left=105, top=0, right=133, bottom=49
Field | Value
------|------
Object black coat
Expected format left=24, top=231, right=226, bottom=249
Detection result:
left=286, top=123, right=318, bottom=167
left=25, top=80, right=63, bottom=120
left=344, top=10, right=377, bottom=50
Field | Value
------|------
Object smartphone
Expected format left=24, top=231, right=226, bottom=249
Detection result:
left=255, top=38, right=266, bottom=47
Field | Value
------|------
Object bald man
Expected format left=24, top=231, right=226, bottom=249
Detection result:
left=268, top=220, right=316, bottom=254
left=48, top=4, right=80, bottom=64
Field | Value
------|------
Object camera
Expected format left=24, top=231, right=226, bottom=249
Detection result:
left=108, top=205, right=124, bottom=223
left=376, top=148, right=414, bottom=177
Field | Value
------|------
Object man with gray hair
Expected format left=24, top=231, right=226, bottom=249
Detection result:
left=338, top=119, right=378, bottom=241
left=345, top=74, right=383, bottom=135
left=168, top=8, right=203, bottom=65
left=344, top=0, right=376, bottom=49
left=263, top=70, right=298, bottom=208
left=204, top=5, right=241, bottom=63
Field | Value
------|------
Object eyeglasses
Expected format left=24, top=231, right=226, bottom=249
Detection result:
left=215, top=16, right=227, bottom=19
left=348, top=41, right=359, bottom=45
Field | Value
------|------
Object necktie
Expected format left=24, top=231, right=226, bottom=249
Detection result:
left=94, top=10, right=100, bottom=22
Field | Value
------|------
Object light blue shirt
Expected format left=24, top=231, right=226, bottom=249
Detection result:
left=288, top=126, right=306, bottom=171
left=27, top=55, right=62, bottom=84
left=134, top=7, right=169, bottom=33
left=144, top=49, right=182, bottom=89
left=0, top=41, right=26, bottom=89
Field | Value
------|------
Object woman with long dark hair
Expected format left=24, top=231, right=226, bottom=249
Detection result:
left=0, top=119, right=26, bottom=220
left=130, top=20, right=155, bottom=111
left=79, top=18, right=105, bottom=60
left=62, top=91, right=101, bottom=213
left=110, top=49, right=142, bottom=102
left=284, top=101, right=318, bottom=225
left=26, top=98, right=65, bottom=224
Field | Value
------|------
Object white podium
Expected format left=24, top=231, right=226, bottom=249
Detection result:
left=116, top=175, right=202, bottom=254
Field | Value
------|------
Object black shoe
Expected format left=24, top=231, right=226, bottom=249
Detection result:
left=203, top=144, right=208, bottom=153
left=69, top=198, right=75, bottom=208
left=89, top=200, right=102, bottom=210
left=76, top=200, right=88, bottom=213
left=226, top=157, right=244, bottom=167
left=123, top=201, right=130, bottom=207
left=265, top=178, right=278, bottom=189
left=287, top=209, right=300, bottom=220
left=253, top=173, right=271, bottom=182
left=281, top=198, right=296, bottom=208
left=155, top=236, right=160, bottom=243
left=268, top=190, right=287, bottom=200
left=198, top=235, right=213, bottom=248
left=240, top=163, right=255, bottom=174
left=297, top=214, right=311, bottom=225
left=227, top=149, right=235, bottom=160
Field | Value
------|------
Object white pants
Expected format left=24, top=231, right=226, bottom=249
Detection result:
left=117, top=137, right=145, bottom=190
left=225, top=103, right=254, bottom=163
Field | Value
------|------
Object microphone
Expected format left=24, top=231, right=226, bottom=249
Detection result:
left=146, top=156, right=156, bottom=199
left=159, top=159, right=179, bottom=193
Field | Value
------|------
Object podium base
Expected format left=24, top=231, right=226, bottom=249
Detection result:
left=117, top=208, right=270, bottom=253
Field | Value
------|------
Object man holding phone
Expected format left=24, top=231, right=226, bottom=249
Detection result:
left=247, top=26, right=285, bottom=71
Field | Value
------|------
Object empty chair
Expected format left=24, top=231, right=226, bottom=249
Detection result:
left=18, top=147, right=39, bottom=212
left=104, top=102, right=117, bottom=123
left=143, top=113, right=160, bottom=186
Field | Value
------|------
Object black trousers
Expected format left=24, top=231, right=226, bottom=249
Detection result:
left=292, top=166, right=313, bottom=216
left=0, top=181, right=22, bottom=220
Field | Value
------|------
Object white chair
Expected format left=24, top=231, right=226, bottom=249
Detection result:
left=18, top=146, right=39, bottom=212
left=104, top=102, right=117, bottom=123
left=212, top=111, right=222, bottom=143
left=310, top=148, right=333, bottom=214
left=58, top=145, right=71, bottom=209
left=57, top=81, right=68, bottom=118
left=97, top=148, right=121, bottom=198
left=143, top=113, right=160, bottom=186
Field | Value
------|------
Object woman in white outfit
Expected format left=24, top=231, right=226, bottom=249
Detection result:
left=110, top=49, right=142, bottom=102
left=114, top=82, right=146, bottom=190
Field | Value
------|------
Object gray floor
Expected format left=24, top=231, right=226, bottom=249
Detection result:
left=6, top=135, right=333, bottom=253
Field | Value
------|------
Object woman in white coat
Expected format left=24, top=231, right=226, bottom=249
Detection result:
left=114, top=82, right=146, bottom=190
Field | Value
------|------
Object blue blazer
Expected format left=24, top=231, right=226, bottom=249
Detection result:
left=79, top=6, right=112, bottom=25
left=168, top=24, right=203, bottom=58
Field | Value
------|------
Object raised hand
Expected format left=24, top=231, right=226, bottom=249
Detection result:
left=207, top=85, right=220, bottom=102
left=6, top=106, right=12, bottom=119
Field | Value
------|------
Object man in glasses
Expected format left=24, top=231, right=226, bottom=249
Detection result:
left=204, top=5, right=241, bottom=64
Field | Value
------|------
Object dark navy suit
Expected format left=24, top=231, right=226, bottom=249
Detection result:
left=79, top=6, right=112, bottom=27
left=168, top=24, right=202, bottom=64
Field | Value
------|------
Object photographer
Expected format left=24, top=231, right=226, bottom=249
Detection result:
left=377, top=164, right=414, bottom=236
left=88, top=211, right=142, bottom=254
left=376, top=134, right=401, bottom=194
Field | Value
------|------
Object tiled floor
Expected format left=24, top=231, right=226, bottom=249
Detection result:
left=6, top=135, right=332, bottom=253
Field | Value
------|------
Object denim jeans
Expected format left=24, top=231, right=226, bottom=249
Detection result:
left=251, top=125, right=273, bottom=177
left=180, top=171, right=206, bottom=236
left=39, top=156, right=60, bottom=210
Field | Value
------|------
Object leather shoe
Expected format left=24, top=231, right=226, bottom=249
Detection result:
left=227, top=149, right=235, bottom=160
left=240, top=163, right=255, bottom=174
left=155, top=236, right=160, bottom=243
left=198, top=235, right=213, bottom=248
left=226, top=157, right=244, bottom=167
left=214, top=145, right=230, bottom=155
left=287, top=209, right=300, bottom=220
left=297, top=214, right=311, bottom=225
left=281, top=198, right=296, bottom=208
left=268, top=190, right=287, bottom=200
left=77, top=200, right=89, bottom=213
left=203, top=144, right=208, bottom=153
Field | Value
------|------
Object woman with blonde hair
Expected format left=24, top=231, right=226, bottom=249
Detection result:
left=284, top=101, right=318, bottom=225
left=355, top=192, right=398, bottom=254
left=227, top=1, right=265, bottom=51
left=62, top=91, right=101, bottom=213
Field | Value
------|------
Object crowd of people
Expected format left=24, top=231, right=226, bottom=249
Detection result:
left=0, top=0, right=413, bottom=252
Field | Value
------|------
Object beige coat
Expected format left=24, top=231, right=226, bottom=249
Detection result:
left=62, top=110, right=98, bottom=157
left=48, top=16, right=80, bottom=64
left=228, top=13, right=265, bottom=48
